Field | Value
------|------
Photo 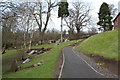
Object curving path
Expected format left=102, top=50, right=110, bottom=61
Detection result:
left=61, top=47, right=105, bottom=78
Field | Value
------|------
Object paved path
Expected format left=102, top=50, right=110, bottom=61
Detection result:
left=61, top=47, right=105, bottom=78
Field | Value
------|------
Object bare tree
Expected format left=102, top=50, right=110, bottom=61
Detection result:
left=28, top=0, right=58, bottom=34
left=64, top=9, right=75, bottom=35
left=25, top=1, right=58, bottom=44
left=28, top=20, right=36, bottom=50
left=21, top=15, right=31, bottom=49
left=87, top=27, right=98, bottom=35
left=1, top=2, right=20, bottom=50
left=0, top=1, right=59, bottom=50
left=1, top=2, right=37, bottom=50
left=71, top=2, right=91, bottom=34
left=109, top=4, right=118, bottom=18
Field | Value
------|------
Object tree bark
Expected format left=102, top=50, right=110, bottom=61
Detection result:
left=76, top=28, right=80, bottom=34
left=29, top=31, right=34, bottom=50
left=23, top=32, right=26, bottom=49
left=61, top=17, right=63, bottom=42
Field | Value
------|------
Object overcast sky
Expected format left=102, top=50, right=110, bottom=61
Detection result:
left=0, top=0, right=119, bottom=32
left=48, top=0, right=119, bottom=32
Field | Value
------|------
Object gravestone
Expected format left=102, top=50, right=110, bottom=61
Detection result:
left=28, top=50, right=37, bottom=55
left=22, top=58, right=30, bottom=64
left=55, top=40, right=60, bottom=45
left=65, top=39, right=70, bottom=42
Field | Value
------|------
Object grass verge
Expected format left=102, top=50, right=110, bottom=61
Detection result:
left=76, top=30, right=119, bottom=61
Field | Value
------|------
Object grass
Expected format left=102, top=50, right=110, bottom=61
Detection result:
left=2, top=44, right=54, bottom=74
left=3, top=40, right=76, bottom=78
left=2, top=50, right=17, bottom=60
left=2, top=50, right=18, bottom=74
left=76, top=30, right=119, bottom=61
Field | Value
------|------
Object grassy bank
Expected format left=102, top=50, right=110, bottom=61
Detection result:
left=76, top=30, right=118, bottom=61
left=2, top=50, right=18, bottom=74
left=3, top=40, right=76, bottom=78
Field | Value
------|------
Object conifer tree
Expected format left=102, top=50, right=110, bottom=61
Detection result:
left=58, top=0, right=69, bottom=42
left=97, top=2, right=113, bottom=31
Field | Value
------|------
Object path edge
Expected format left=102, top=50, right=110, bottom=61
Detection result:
left=58, top=48, right=65, bottom=79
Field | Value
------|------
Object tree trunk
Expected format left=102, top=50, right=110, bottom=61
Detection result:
left=61, top=17, right=63, bottom=42
left=69, top=28, right=74, bottom=35
left=23, top=32, right=26, bottom=49
left=29, top=31, right=34, bottom=50
left=13, top=33, right=17, bottom=48
left=39, top=32, right=44, bottom=45
left=76, top=27, right=80, bottom=34
left=42, top=11, right=50, bottom=33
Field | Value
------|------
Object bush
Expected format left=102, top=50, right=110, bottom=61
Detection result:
left=68, top=33, right=89, bottom=40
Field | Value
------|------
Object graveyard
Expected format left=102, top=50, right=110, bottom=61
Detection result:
left=2, top=40, right=77, bottom=78
left=1, top=0, right=119, bottom=79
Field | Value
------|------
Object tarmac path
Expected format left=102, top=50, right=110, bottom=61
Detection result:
left=61, top=47, right=105, bottom=78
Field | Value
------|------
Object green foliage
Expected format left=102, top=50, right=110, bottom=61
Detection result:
left=97, top=2, right=113, bottom=31
left=58, top=1, right=69, bottom=18
left=76, top=30, right=118, bottom=60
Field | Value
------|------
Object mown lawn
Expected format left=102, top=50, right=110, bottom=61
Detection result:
left=3, top=40, right=76, bottom=78
left=76, top=30, right=119, bottom=61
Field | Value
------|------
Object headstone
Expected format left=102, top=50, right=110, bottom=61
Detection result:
left=49, top=40, right=55, bottom=44
left=39, top=40, right=42, bottom=45
left=56, top=40, right=60, bottom=45
left=33, top=64, right=38, bottom=67
left=37, top=61, right=44, bottom=66
left=28, top=50, right=37, bottom=55
left=36, top=43, right=39, bottom=46
left=65, top=39, right=69, bottom=42
left=22, top=58, right=30, bottom=64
